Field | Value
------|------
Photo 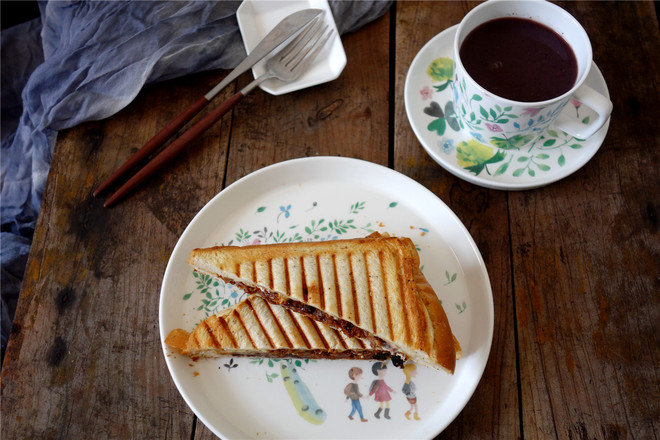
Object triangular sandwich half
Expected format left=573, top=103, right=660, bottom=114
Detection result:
left=165, top=294, right=390, bottom=361
left=186, top=234, right=460, bottom=373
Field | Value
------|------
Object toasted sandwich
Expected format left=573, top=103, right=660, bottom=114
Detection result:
left=165, top=294, right=390, bottom=360
left=186, top=233, right=460, bottom=373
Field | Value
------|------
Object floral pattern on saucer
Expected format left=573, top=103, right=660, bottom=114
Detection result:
left=421, top=56, right=591, bottom=179
left=404, top=25, right=610, bottom=190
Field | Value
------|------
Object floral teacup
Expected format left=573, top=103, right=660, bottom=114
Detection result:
left=453, top=0, right=612, bottom=149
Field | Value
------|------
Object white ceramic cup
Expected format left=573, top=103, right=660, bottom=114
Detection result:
left=453, top=0, right=612, bottom=148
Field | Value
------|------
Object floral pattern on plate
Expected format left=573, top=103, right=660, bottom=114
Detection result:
left=160, top=157, right=493, bottom=439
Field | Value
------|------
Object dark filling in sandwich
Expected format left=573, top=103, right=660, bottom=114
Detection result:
left=214, top=349, right=390, bottom=361
left=225, top=278, right=406, bottom=368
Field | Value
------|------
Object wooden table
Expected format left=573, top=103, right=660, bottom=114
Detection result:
left=2, top=2, right=658, bottom=438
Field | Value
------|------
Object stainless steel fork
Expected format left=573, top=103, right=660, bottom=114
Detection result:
left=240, top=18, right=333, bottom=95
left=104, top=19, right=334, bottom=207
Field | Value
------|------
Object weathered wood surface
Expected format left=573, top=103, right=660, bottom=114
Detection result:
left=2, top=2, right=658, bottom=440
left=507, top=2, right=660, bottom=439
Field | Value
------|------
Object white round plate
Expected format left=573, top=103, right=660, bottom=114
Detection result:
left=160, top=157, right=493, bottom=439
left=404, top=25, right=611, bottom=190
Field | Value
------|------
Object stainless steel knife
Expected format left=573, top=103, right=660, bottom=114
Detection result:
left=205, top=8, right=324, bottom=100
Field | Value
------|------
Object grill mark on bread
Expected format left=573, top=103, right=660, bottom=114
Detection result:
left=200, top=320, right=220, bottom=349
left=245, top=298, right=275, bottom=349
left=308, top=319, right=330, bottom=349
left=233, top=310, right=256, bottom=349
left=302, top=255, right=318, bottom=307
left=299, top=257, right=317, bottom=303
left=268, top=259, right=274, bottom=289
left=331, top=254, right=343, bottom=318
left=405, top=270, right=424, bottom=352
left=350, top=336, right=364, bottom=349
left=217, top=315, right=238, bottom=349
left=316, top=255, right=325, bottom=311
left=334, top=329, right=349, bottom=350
left=288, top=309, right=312, bottom=348
left=300, top=256, right=309, bottom=303
left=396, top=253, right=410, bottom=345
left=380, top=250, right=394, bottom=341
left=284, top=258, right=291, bottom=299
left=263, top=299, right=294, bottom=349
left=348, top=253, right=361, bottom=327
left=347, top=253, right=357, bottom=325
left=364, top=251, right=377, bottom=335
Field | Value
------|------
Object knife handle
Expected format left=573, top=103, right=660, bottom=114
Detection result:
left=93, top=96, right=210, bottom=197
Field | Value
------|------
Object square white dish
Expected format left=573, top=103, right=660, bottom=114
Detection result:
left=236, top=0, right=346, bottom=95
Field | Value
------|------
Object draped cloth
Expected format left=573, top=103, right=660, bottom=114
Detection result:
left=0, top=0, right=392, bottom=356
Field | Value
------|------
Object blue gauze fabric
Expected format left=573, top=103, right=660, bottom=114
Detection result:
left=0, top=0, right=392, bottom=355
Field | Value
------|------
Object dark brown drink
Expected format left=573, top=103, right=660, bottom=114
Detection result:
left=459, top=17, right=578, bottom=102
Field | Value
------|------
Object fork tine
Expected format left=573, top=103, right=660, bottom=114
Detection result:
left=285, top=24, right=328, bottom=69
left=276, top=18, right=323, bottom=62
left=241, top=17, right=334, bottom=95
left=288, top=27, right=334, bottom=73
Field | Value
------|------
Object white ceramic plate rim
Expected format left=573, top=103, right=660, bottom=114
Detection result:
left=237, top=0, right=347, bottom=95
left=404, top=25, right=611, bottom=190
left=159, top=156, right=494, bottom=439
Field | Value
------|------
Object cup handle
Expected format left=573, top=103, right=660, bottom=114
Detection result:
left=554, top=84, right=613, bottom=140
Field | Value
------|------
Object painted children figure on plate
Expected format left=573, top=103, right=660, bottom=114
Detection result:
left=344, top=367, right=367, bottom=422
left=368, top=361, right=394, bottom=419
left=402, top=363, right=420, bottom=420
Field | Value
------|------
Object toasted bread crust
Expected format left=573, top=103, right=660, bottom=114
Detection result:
left=413, top=267, right=458, bottom=372
left=187, top=234, right=459, bottom=373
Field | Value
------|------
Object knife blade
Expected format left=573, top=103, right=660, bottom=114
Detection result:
left=204, top=8, right=323, bottom=100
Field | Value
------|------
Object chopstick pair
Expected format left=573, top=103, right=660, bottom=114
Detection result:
left=94, top=9, right=324, bottom=208
left=95, top=91, right=242, bottom=208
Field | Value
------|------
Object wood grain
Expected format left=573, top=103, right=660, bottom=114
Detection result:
left=510, top=2, right=660, bottom=439
left=2, top=2, right=658, bottom=439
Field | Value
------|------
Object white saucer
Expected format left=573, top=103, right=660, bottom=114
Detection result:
left=404, top=25, right=611, bottom=190
left=237, top=0, right=346, bottom=95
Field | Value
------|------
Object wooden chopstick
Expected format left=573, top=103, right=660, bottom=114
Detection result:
left=103, top=92, right=245, bottom=208
left=93, top=96, right=210, bottom=197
